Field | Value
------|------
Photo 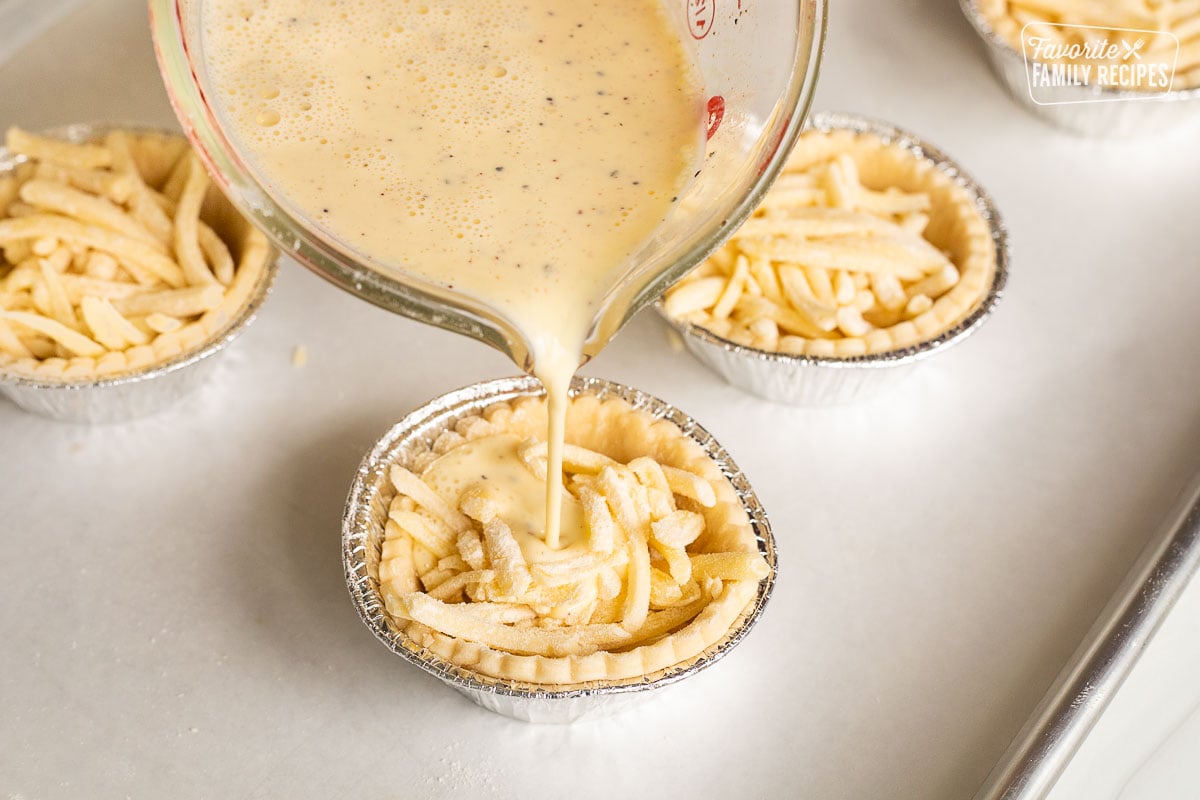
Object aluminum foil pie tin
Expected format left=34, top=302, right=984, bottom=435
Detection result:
left=0, top=123, right=279, bottom=423
left=0, top=269, right=276, bottom=423
left=342, top=375, right=778, bottom=724
left=658, top=111, right=1009, bottom=406
left=959, top=0, right=1200, bottom=138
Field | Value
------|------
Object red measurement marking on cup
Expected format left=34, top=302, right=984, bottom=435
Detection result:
left=758, top=125, right=786, bottom=176
left=687, top=0, right=716, bottom=39
left=705, top=95, right=725, bottom=140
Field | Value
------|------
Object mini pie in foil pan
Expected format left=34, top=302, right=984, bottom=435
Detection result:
left=959, top=0, right=1200, bottom=138
left=658, top=111, right=1009, bottom=406
left=342, top=375, right=777, bottom=724
left=0, top=123, right=279, bottom=423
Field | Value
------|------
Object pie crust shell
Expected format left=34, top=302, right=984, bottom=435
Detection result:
left=379, top=392, right=766, bottom=685
left=0, top=134, right=271, bottom=382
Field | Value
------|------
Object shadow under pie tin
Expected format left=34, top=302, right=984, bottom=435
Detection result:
left=657, top=111, right=1009, bottom=406
left=342, top=375, right=777, bottom=724
left=0, top=123, right=279, bottom=423
left=959, top=0, right=1200, bottom=138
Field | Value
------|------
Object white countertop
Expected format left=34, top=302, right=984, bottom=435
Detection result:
left=2, top=1, right=1199, bottom=798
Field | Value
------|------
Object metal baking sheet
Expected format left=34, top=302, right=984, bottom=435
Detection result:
left=975, top=471, right=1200, bottom=799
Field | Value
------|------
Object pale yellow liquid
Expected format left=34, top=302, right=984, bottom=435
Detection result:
left=421, top=434, right=590, bottom=563
left=203, top=0, right=702, bottom=547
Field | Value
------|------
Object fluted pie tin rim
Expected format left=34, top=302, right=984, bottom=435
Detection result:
left=0, top=122, right=279, bottom=422
left=656, top=111, right=1009, bottom=405
left=341, top=375, right=777, bottom=723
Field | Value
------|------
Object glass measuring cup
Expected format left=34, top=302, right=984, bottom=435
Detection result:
left=148, top=0, right=827, bottom=371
